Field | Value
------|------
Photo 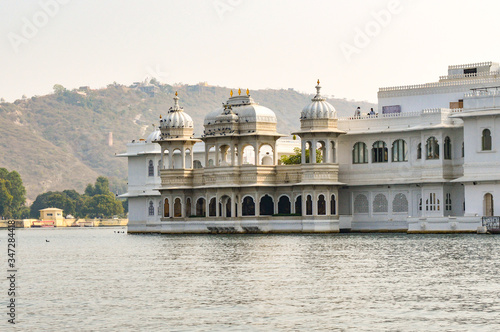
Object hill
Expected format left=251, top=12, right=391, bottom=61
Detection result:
left=0, top=82, right=376, bottom=202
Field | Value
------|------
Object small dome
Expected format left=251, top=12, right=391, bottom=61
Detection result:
left=146, top=129, right=161, bottom=142
left=160, top=92, right=194, bottom=129
left=301, top=80, right=337, bottom=119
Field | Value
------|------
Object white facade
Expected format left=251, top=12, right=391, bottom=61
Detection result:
left=120, top=62, right=500, bottom=233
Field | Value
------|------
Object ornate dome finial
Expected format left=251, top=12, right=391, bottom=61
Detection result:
left=317, top=79, right=320, bottom=85
left=173, top=91, right=180, bottom=110
left=314, top=80, right=323, bottom=100
left=238, top=88, right=241, bottom=95
left=230, top=90, right=233, bottom=97
left=246, top=88, right=250, bottom=96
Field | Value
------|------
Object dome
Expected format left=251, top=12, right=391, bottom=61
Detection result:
left=204, top=94, right=277, bottom=124
left=301, top=81, right=337, bottom=119
left=160, top=92, right=194, bottom=129
left=146, top=129, right=161, bottom=142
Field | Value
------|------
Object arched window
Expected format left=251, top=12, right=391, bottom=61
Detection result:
left=330, top=194, right=336, bottom=215
left=174, top=198, right=182, bottom=217
left=196, top=198, right=206, bottom=217
left=193, top=160, right=203, bottom=169
left=295, top=195, right=302, bottom=215
left=392, top=193, right=408, bottom=213
left=148, top=201, right=154, bottom=216
left=354, top=194, right=369, bottom=214
left=417, top=143, right=422, bottom=160
left=242, top=196, right=255, bottom=216
left=425, top=193, right=440, bottom=211
left=163, top=198, right=170, bottom=218
left=373, top=194, right=388, bottom=213
left=372, top=141, right=388, bottom=163
left=392, top=139, right=408, bottom=162
left=306, top=195, right=313, bottom=215
left=482, top=129, right=492, bottom=151
left=209, top=198, right=217, bottom=217
left=352, top=142, right=368, bottom=164
left=148, top=160, right=154, bottom=177
left=444, top=136, right=452, bottom=160
left=278, top=196, right=291, bottom=214
left=259, top=195, right=274, bottom=216
left=317, top=195, right=326, bottom=215
left=426, top=137, right=439, bottom=159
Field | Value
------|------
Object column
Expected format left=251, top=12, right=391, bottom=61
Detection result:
left=238, top=145, right=243, bottom=165
left=181, top=147, right=186, bottom=169
left=190, top=149, right=194, bottom=169
left=311, top=140, right=317, bottom=164
left=302, top=194, right=306, bottom=217
left=254, top=143, right=259, bottom=166
left=168, top=149, right=173, bottom=169
left=160, top=147, right=164, bottom=169
left=273, top=143, right=278, bottom=165
left=231, top=144, right=236, bottom=166
left=255, top=194, right=260, bottom=217
left=206, top=194, right=210, bottom=218
left=215, top=194, right=220, bottom=217
left=324, top=141, right=330, bottom=164
left=301, top=140, right=306, bottom=164
left=169, top=195, right=174, bottom=218
left=215, top=144, right=220, bottom=166
left=205, top=145, right=209, bottom=167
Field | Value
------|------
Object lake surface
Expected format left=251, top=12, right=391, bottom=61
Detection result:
left=1, top=228, right=500, bottom=331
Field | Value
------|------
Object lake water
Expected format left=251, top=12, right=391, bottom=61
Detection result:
left=1, top=227, right=500, bottom=331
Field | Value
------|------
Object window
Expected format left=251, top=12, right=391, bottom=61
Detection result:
left=352, top=142, right=368, bottom=164
left=392, top=139, right=408, bottom=162
left=445, top=193, right=452, bottom=211
left=148, top=201, right=154, bottom=216
left=425, top=193, right=440, bottom=211
left=464, top=68, right=477, bottom=75
left=354, top=194, right=369, bottom=214
left=482, top=129, right=492, bottom=151
left=148, top=160, right=154, bottom=176
left=306, top=195, right=313, bottom=215
left=417, top=143, right=422, bottom=160
left=372, top=141, right=388, bottom=163
left=426, top=137, right=439, bottom=159
left=158, top=201, right=162, bottom=216
left=392, top=193, right=408, bottom=213
left=373, top=194, right=388, bottom=213
left=317, top=195, right=326, bottom=215
left=157, top=160, right=161, bottom=176
left=462, top=142, right=464, bottom=158
left=444, top=136, right=452, bottom=160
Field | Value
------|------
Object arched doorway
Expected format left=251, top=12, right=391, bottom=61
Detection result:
left=163, top=198, right=170, bottom=218
left=174, top=198, right=182, bottom=217
left=484, top=193, right=494, bottom=217
left=260, top=195, right=274, bottom=215
left=185, top=197, right=192, bottom=217
left=278, top=195, right=291, bottom=214
left=242, top=196, right=255, bottom=216
left=196, top=198, right=206, bottom=217
left=209, top=197, right=217, bottom=217
left=306, top=195, right=313, bottom=215
left=330, top=194, right=336, bottom=215
left=295, top=195, right=302, bottom=215
left=317, top=195, right=326, bottom=215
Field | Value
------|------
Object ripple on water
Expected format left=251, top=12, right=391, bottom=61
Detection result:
left=3, top=229, right=500, bottom=331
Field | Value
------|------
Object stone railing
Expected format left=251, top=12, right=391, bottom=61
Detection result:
left=338, top=108, right=460, bottom=122
left=439, top=70, right=500, bottom=81
left=379, top=77, right=500, bottom=92
left=464, top=88, right=500, bottom=98
left=448, top=62, right=492, bottom=70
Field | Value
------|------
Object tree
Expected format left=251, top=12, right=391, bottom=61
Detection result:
left=280, top=147, right=322, bottom=165
left=85, top=176, right=112, bottom=197
left=83, top=194, right=124, bottom=218
left=53, top=84, right=66, bottom=95
left=0, top=168, right=26, bottom=218
left=30, top=191, right=75, bottom=218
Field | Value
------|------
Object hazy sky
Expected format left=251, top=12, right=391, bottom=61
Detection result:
left=2, top=0, right=500, bottom=103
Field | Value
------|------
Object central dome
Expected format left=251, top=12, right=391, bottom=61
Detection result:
left=301, top=81, right=337, bottom=120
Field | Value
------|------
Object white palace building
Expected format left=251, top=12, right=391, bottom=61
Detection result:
left=119, top=62, right=500, bottom=233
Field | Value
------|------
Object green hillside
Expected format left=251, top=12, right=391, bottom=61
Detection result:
left=0, top=82, right=376, bottom=202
